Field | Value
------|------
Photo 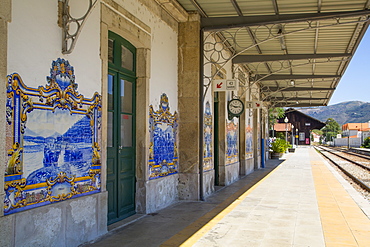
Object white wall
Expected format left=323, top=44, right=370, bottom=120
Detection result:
left=149, top=21, right=178, bottom=109
left=111, top=0, right=179, bottom=111
left=334, top=137, right=362, bottom=148
left=8, top=0, right=101, bottom=97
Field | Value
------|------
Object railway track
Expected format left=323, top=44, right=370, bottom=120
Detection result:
left=315, top=146, right=370, bottom=194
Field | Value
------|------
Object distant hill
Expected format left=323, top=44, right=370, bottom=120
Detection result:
left=298, top=101, right=370, bottom=125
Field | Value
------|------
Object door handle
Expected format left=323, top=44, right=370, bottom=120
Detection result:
left=118, top=145, right=123, bottom=153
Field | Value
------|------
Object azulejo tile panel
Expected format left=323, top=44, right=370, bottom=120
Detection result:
left=246, top=118, right=253, bottom=159
left=226, top=118, right=238, bottom=165
left=203, top=101, right=213, bottom=171
left=4, top=58, right=102, bottom=215
left=149, top=94, right=178, bottom=180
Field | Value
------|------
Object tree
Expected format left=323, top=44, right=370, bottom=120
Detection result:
left=268, top=107, right=285, bottom=126
left=268, top=108, right=285, bottom=137
left=362, top=137, right=370, bottom=148
left=321, top=118, right=341, bottom=143
left=268, top=107, right=285, bottom=138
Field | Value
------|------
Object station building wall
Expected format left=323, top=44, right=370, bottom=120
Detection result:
left=0, top=0, right=267, bottom=246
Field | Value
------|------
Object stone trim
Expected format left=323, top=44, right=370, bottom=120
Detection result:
left=0, top=0, right=11, bottom=218
left=101, top=0, right=151, bottom=36
left=139, top=0, right=185, bottom=30
left=154, top=0, right=188, bottom=22
left=0, top=0, right=11, bottom=22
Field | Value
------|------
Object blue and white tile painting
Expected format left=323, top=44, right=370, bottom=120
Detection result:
left=203, top=101, right=213, bottom=171
left=246, top=118, right=253, bottom=159
left=149, top=94, right=178, bottom=180
left=23, top=109, right=92, bottom=184
left=4, top=58, right=101, bottom=215
left=226, top=118, right=238, bottom=165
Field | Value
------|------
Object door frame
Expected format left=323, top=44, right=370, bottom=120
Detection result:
left=107, top=31, right=137, bottom=224
left=101, top=4, right=151, bottom=218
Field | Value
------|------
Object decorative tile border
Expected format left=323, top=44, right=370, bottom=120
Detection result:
left=203, top=101, right=213, bottom=171
left=246, top=117, right=253, bottom=159
left=226, top=118, right=238, bottom=165
left=149, top=94, right=178, bottom=179
left=4, top=58, right=101, bottom=215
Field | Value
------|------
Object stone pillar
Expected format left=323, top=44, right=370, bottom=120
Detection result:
left=239, top=95, right=247, bottom=175
left=253, top=108, right=261, bottom=169
left=177, top=13, right=201, bottom=200
left=135, top=47, right=150, bottom=213
left=216, top=92, right=226, bottom=186
left=0, top=2, right=12, bottom=246
left=0, top=0, right=11, bottom=218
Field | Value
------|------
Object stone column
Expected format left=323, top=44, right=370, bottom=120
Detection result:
left=177, top=13, right=201, bottom=200
left=0, top=0, right=11, bottom=218
left=253, top=108, right=261, bottom=169
left=239, top=95, right=247, bottom=175
left=0, top=2, right=13, bottom=246
left=135, top=47, right=150, bottom=213
left=216, top=92, right=226, bottom=186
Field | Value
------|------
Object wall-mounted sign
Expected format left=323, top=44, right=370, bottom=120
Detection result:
left=245, top=101, right=262, bottom=109
left=213, top=79, right=238, bottom=91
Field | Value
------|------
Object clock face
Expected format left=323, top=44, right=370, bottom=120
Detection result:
left=228, top=99, right=244, bottom=115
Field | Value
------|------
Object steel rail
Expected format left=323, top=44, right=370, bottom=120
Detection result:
left=319, top=146, right=370, bottom=172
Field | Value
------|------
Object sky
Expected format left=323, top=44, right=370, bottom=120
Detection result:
left=329, top=29, right=370, bottom=105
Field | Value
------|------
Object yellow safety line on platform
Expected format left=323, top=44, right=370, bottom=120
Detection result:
left=310, top=148, right=370, bottom=247
left=160, top=165, right=282, bottom=247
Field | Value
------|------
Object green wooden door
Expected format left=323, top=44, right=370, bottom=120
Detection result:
left=107, top=32, right=136, bottom=224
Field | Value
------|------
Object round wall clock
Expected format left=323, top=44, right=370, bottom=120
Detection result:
left=227, top=98, right=244, bottom=118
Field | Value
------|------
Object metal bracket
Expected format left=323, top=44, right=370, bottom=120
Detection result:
left=61, top=0, right=97, bottom=54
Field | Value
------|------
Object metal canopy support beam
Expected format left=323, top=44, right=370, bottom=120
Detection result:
left=264, top=87, right=335, bottom=92
left=256, top=74, right=339, bottom=81
left=273, top=102, right=326, bottom=107
left=267, top=97, right=329, bottom=101
left=201, top=9, right=370, bottom=31
left=233, top=53, right=351, bottom=63
left=230, top=0, right=243, bottom=16
left=189, top=0, right=207, bottom=17
left=272, top=0, right=279, bottom=14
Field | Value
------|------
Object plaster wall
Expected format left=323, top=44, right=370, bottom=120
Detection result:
left=146, top=174, right=179, bottom=213
left=7, top=0, right=101, bottom=97
left=203, top=169, right=215, bottom=198
left=244, top=158, right=255, bottom=175
left=0, top=192, right=107, bottom=247
left=225, top=162, right=240, bottom=186
left=110, top=0, right=179, bottom=112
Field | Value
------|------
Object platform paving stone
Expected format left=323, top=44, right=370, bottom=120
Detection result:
left=87, top=147, right=370, bottom=247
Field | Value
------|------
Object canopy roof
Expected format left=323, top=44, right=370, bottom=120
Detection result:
left=176, top=0, right=370, bottom=107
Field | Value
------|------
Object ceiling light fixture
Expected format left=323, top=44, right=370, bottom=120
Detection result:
left=277, top=27, right=287, bottom=50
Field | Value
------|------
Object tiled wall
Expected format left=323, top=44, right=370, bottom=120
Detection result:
left=149, top=94, right=178, bottom=180
left=4, top=59, right=102, bottom=215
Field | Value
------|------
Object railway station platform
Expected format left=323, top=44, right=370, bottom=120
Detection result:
left=87, top=147, right=370, bottom=247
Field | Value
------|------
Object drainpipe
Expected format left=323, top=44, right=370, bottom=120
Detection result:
left=199, top=29, right=204, bottom=201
